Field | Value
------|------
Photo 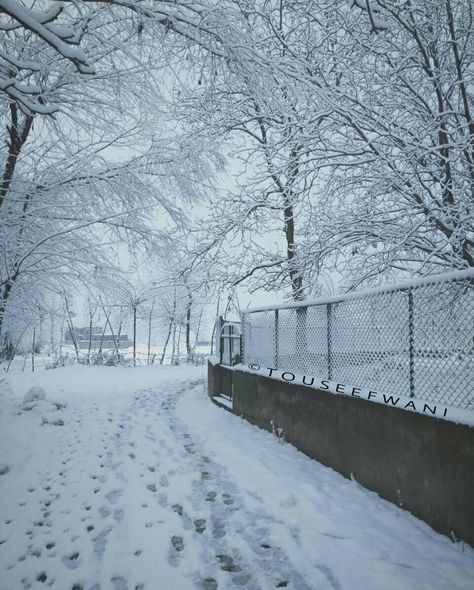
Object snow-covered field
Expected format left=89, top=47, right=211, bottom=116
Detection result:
left=0, top=366, right=473, bottom=590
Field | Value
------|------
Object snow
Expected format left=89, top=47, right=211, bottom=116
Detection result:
left=0, top=0, right=94, bottom=74
left=0, top=365, right=473, bottom=590
left=211, top=395, right=233, bottom=411
left=23, top=386, right=46, bottom=405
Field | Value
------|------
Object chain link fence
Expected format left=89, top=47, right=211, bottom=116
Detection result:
left=242, top=270, right=474, bottom=411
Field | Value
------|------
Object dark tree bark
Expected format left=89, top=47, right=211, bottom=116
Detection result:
left=0, top=104, right=33, bottom=209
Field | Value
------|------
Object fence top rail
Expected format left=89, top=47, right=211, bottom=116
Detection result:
left=243, top=268, right=474, bottom=315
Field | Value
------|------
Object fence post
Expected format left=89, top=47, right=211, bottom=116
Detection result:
left=296, top=306, right=308, bottom=372
left=327, top=303, right=332, bottom=380
left=218, top=316, right=224, bottom=365
left=274, top=309, right=279, bottom=368
left=408, top=289, right=415, bottom=398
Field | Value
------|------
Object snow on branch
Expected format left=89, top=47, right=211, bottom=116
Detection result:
left=0, top=0, right=232, bottom=115
left=0, top=0, right=94, bottom=73
left=0, top=74, right=58, bottom=115
left=352, top=0, right=389, bottom=32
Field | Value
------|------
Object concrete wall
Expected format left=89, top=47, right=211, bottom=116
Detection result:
left=208, top=362, right=474, bottom=547
left=207, top=362, right=234, bottom=399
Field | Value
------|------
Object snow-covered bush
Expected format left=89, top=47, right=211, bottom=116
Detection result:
left=86, top=351, right=133, bottom=367
left=23, top=386, right=46, bottom=405
left=46, top=354, right=75, bottom=370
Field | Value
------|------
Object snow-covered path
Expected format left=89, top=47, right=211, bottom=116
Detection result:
left=1, top=365, right=473, bottom=590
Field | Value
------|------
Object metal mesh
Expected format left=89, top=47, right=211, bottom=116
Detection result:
left=242, top=272, right=474, bottom=411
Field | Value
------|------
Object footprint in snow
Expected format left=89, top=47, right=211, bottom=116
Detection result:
left=222, top=493, right=234, bottom=506
left=172, top=504, right=192, bottom=530
left=113, top=509, right=124, bottom=522
left=158, top=493, right=167, bottom=507
left=36, top=571, right=48, bottom=583
left=168, top=535, right=184, bottom=567
left=211, top=518, right=226, bottom=539
left=216, top=554, right=240, bottom=572
left=99, top=506, right=110, bottom=518
left=105, top=489, right=123, bottom=504
left=62, top=551, right=80, bottom=570
left=184, top=443, right=195, bottom=454
left=92, top=526, right=113, bottom=558
left=194, top=519, right=206, bottom=534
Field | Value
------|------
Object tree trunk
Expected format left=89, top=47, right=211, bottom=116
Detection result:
left=0, top=105, right=33, bottom=209
left=5, top=322, right=29, bottom=372
left=50, top=313, right=55, bottom=357
left=38, top=314, right=44, bottom=352
left=87, top=304, right=94, bottom=364
left=160, top=318, right=173, bottom=365
left=59, top=318, right=65, bottom=356
left=193, top=307, right=204, bottom=353
left=284, top=199, right=303, bottom=301
left=101, top=304, right=119, bottom=354
left=0, top=271, right=18, bottom=342
left=98, top=318, right=107, bottom=356
left=176, top=322, right=182, bottom=365
left=210, top=294, right=220, bottom=355
left=64, top=296, right=80, bottom=360
left=185, top=289, right=192, bottom=358
left=117, top=308, right=124, bottom=353
left=160, top=291, right=176, bottom=365
left=31, top=327, right=36, bottom=373
left=171, top=323, right=177, bottom=365
left=133, top=304, right=137, bottom=366
left=147, top=299, right=155, bottom=365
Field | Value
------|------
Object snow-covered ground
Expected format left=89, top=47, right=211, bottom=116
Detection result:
left=0, top=366, right=473, bottom=590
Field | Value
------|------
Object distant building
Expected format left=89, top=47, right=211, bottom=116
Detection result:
left=196, top=340, right=211, bottom=347
left=64, top=327, right=130, bottom=350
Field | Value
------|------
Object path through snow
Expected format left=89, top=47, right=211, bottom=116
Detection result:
left=0, top=365, right=473, bottom=590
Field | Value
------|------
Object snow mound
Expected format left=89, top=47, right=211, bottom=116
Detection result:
left=23, top=385, right=46, bottom=405
left=21, top=395, right=66, bottom=426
